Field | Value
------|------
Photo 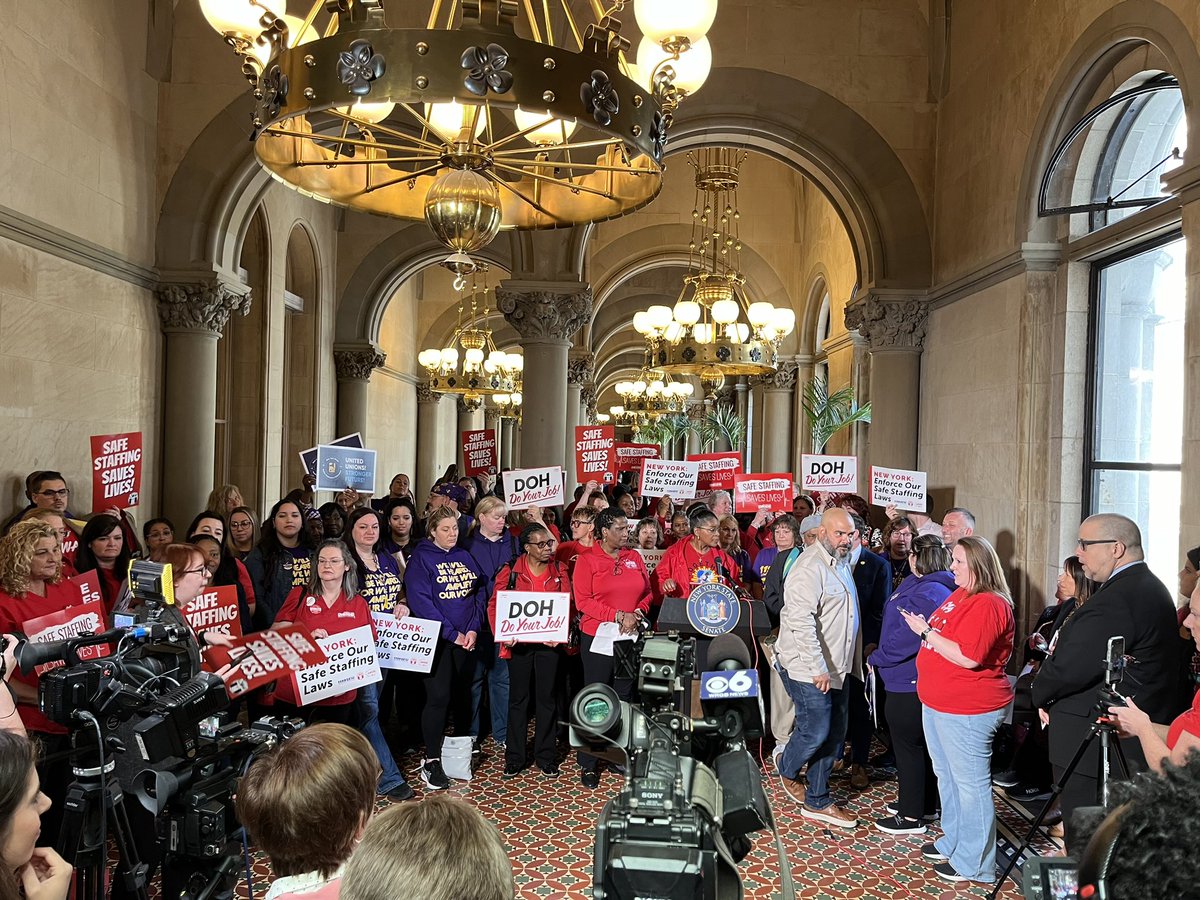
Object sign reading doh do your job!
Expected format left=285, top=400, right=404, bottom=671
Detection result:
left=504, top=466, right=565, bottom=508
left=315, top=445, right=377, bottom=493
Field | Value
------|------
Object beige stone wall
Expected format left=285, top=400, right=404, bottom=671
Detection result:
left=370, top=280, right=419, bottom=484
left=0, top=239, right=161, bottom=516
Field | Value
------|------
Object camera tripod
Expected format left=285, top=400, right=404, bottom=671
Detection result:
left=988, top=693, right=1129, bottom=899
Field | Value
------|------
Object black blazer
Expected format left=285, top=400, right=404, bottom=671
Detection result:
left=1032, top=562, right=1184, bottom=770
left=852, top=549, right=893, bottom=649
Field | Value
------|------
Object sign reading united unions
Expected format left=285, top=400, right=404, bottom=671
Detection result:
left=315, top=444, right=377, bottom=493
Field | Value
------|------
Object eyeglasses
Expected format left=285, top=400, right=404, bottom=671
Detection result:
left=180, top=567, right=210, bottom=578
left=36, top=489, right=69, bottom=499
left=1077, top=538, right=1119, bottom=549
left=696, top=526, right=719, bottom=534
left=571, top=520, right=590, bottom=527
left=526, top=540, right=555, bottom=550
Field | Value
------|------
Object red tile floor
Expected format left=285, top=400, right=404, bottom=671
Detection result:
left=228, top=741, right=1060, bottom=900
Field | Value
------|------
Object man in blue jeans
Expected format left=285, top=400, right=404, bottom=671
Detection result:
left=774, top=508, right=862, bottom=828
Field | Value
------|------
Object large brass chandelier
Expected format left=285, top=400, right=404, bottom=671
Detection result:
left=417, top=270, right=523, bottom=401
left=201, top=0, right=717, bottom=270
left=615, top=349, right=693, bottom=419
left=633, top=147, right=796, bottom=396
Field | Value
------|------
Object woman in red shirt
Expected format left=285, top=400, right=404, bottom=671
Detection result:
left=655, top=508, right=742, bottom=599
left=900, top=536, right=1015, bottom=885
left=272, top=540, right=376, bottom=725
left=74, top=515, right=131, bottom=615
left=572, top=508, right=652, bottom=789
left=554, top=506, right=596, bottom=577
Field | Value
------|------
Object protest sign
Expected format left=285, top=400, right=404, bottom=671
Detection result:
left=638, top=548, right=666, bottom=575
left=733, top=473, right=794, bottom=513
left=615, top=442, right=660, bottom=474
left=294, top=625, right=382, bottom=706
left=373, top=614, right=439, bottom=673
left=299, top=433, right=363, bottom=478
left=870, top=466, right=928, bottom=509
left=314, top=445, right=377, bottom=494
left=22, top=601, right=110, bottom=674
left=204, top=624, right=327, bottom=697
left=641, top=459, right=700, bottom=501
left=90, top=432, right=142, bottom=508
left=504, top=466, right=565, bottom=508
left=801, top=454, right=859, bottom=492
left=688, top=452, right=742, bottom=491
left=182, top=586, right=242, bottom=639
left=462, top=429, right=498, bottom=477
left=69, top=571, right=103, bottom=607
left=495, top=591, right=571, bottom=644
left=575, top=425, right=616, bottom=484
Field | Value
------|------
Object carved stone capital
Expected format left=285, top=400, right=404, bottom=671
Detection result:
left=457, top=396, right=482, bottom=414
left=844, top=293, right=928, bottom=351
left=155, top=279, right=251, bottom=334
left=496, top=280, right=592, bottom=342
left=333, top=343, right=387, bottom=382
left=416, top=381, right=440, bottom=404
left=484, top=407, right=500, bottom=425
left=567, top=351, right=595, bottom=386
left=752, top=359, right=799, bottom=391
left=579, top=385, right=597, bottom=422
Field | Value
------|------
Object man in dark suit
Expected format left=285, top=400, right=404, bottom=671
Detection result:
left=1032, top=513, right=1184, bottom=841
left=845, top=514, right=893, bottom=788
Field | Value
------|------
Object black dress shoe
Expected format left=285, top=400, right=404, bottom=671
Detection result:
left=580, top=770, right=600, bottom=789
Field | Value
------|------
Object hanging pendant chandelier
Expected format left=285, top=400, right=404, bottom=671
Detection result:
left=615, top=346, right=694, bottom=420
left=633, top=147, right=796, bottom=396
left=202, top=0, right=717, bottom=270
left=417, top=268, right=523, bottom=400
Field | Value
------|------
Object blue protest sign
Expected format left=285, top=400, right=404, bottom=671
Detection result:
left=299, top=433, right=363, bottom=478
left=314, top=444, right=376, bottom=493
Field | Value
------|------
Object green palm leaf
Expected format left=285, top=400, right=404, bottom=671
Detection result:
left=802, top=376, right=871, bottom=450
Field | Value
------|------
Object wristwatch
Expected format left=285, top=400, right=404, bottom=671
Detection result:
left=920, top=627, right=932, bottom=641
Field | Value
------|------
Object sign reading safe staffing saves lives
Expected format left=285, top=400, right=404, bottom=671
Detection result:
left=575, top=425, right=616, bottom=483
left=688, top=452, right=742, bottom=491
left=462, top=429, right=497, bottom=477
left=90, top=432, right=143, bottom=508
left=733, top=473, right=794, bottom=513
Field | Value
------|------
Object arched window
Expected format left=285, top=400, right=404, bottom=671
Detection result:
left=812, top=290, right=832, bottom=452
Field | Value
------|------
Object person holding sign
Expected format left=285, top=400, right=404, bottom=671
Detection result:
left=245, top=499, right=317, bottom=628
left=403, top=507, right=487, bottom=792
left=572, top=508, right=652, bottom=789
left=489, top=524, right=571, bottom=778
left=271, top=541, right=376, bottom=725
left=655, top=509, right=743, bottom=599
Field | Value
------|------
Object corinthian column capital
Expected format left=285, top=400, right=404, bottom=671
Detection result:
left=567, top=351, right=595, bottom=386
left=844, top=291, right=929, bottom=351
left=496, top=280, right=592, bottom=342
left=155, top=277, right=252, bottom=335
left=333, top=342, right=387, bottom=382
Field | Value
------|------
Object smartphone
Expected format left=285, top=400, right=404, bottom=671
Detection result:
left=1105, top=635, right=1126, bottom=687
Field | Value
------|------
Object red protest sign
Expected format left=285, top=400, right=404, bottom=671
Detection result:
left=462, top=429, right=497, bottom=476
left=733, top=473, right=794, bottom=514
left=183, top=586, right=243, bottom=639
left=575, top=425, right=616, bottom=484
left=23, top=600, right=111, bottom=674
left=688, top=452, right=743, bottom=491
left=615, top=442, right=660, bottom=474
left=90, top=432, right=143, bottom=508
left=69, top=571, right=103, bottom=607
left=202, top=624, right=327, bottom=697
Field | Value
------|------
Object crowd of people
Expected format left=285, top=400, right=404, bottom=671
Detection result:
left=0, top=464, right=1195, bottom=895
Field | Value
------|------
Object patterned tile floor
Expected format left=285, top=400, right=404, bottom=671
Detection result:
left=227, top=741, right=1059, bottom=900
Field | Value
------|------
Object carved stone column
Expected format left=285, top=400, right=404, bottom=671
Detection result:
left=753, top=359, right=799, bottom=473
left=733, top=377, right=749, bottom=458
left=497, top=280, right=592, bottom=470
left=333, top=342, right=386, bottom=441
left=156, top=277, right=251, bottom=527
left=499, top=417, right=515, bottom=470
left=565, top=352, right=595, bottom=484
left=483, top=407, right=501, bottom=473
left=580, top=385, right=597, bottom=426
left=456, top=396, right=483, bottom=470
left=845, top=292, right=928, bottom=471
left=415, top=381, right=442, bottom=498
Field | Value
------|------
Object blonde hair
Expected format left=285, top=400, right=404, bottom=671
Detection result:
left=718, top=515, right=742, bottom=554
left=426, top=506, right=459, bottom=533
left=956, top=535, right=1012, bottom=603
left=474, top=496, right=506, bottom=521
left=0, top=521, right=62, bottom=595
left=205, top=484, right=244, bottom=515
left=342, top=796, right=514, bottom=900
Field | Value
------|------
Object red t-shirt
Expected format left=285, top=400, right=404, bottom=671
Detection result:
left=1168, top=686, right=1200, bottom=750
left=573, top=544, right=652, bottom=636
left=655, top=540, right=742, bottom=598
left=554, top=540, right=591, bottom=578
left=916, top=588, right=1015, bottom=715
left=272, top=587, right=376, bottom=706
left=0, top=582, right=81, bottom=734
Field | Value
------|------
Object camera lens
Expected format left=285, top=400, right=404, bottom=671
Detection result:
left=581, top=695, right=613, bottom=725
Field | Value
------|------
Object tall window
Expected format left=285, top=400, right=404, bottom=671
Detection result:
left=1086, top=236, right=1185, bottom=587
left=813, top=291, right=832, bottom=452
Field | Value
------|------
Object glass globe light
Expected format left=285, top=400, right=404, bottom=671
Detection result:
left=647, top=304, right=674, bottom=329
left=495, top=393, right=510, bottom=404
left=487, top=350, right=507, bottom=368
left=771, top=307, right=797, bottom=336
left=692, top=323, right=714, bottom=343
left=680, top=382, right=695, bottom=397
left=673, top=300, right=702, bottom=326
left=616, top=381, right=633, bottom=397
left=634, top=0, right=718, bottom=45
left=636, top=36, right=712, bottom=96
left=424, top=100, right=486, bottom=143
left=633, top=311, right=651, bottom=334
left=464, top=347, right=484, bottom=365
left=649, top=380, right=665, bottom=396
left=726, top=322, right=750, bottom=342
left=282, top=14, right=319, bottom=48
left=631, top=381, right=647, bottom=396
left=510, top=354, right=524, bottom=372
left=711, top=298, right=739, bottom=324
left=664, top=321, right=684, bottom=342
left=440, top=348, right=459, bottom=368
left=336, top=99, right=396, bottom=124
left=200, top=0, right=287, bottom=40
left=514, top=107, right=578, bottom=146
left=418, top=349, right=439, bottom=368
left=746, top=301, right=775, bottom=328
left=512, top=393, right=522, bottom=406
left=611, top=405, right=625, bottom=416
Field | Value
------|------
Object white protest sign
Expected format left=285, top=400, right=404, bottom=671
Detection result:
left=495, top=591, right=570, bottom=644
left=372, top=614, right=440, bottom=672
left=295, top=625, right=382, bottom=705
left=870, top=465, right=928, bottom=508
left=638, top=548, right=666, bottom=575
left=504, top=466, right=565, bottom=508
left=801, top=454, right=859, bottom=492
left=640, top=459, right=700, bottom=501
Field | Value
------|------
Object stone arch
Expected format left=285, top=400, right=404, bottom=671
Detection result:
left=799, top=265, right=835, bottom=357
left=667, top=67, right=932, bottom=292
left=1016, top=0, right=1200, bottom=244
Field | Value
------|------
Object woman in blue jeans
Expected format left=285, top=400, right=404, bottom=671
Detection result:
left=900, top=536, right=1014, bottom=884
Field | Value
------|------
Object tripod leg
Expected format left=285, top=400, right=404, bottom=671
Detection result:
left=105, top=778, right=150, bottom=900
left=54, top=781, right=106, bottom=900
